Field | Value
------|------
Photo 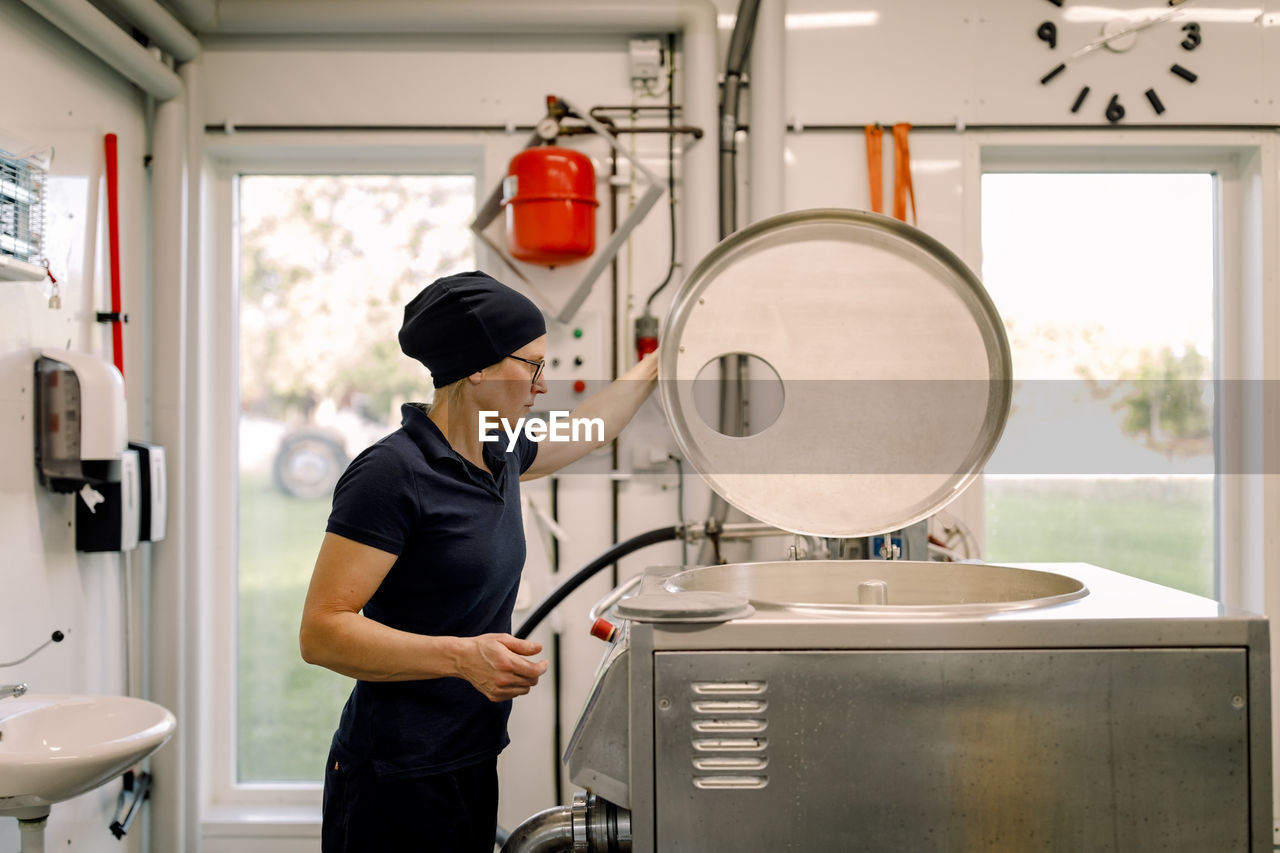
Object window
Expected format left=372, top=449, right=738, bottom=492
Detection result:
left=980, top=172, right=1216, bottom=597
left=236, top=174, right=476, bottom=783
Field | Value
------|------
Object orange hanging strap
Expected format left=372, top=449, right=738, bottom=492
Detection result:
left=864, top=124, right=884, bottom=214
left=892, top=123, right=916, bottom=225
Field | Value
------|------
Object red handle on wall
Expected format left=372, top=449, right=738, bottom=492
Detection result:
left=105, top=133, right=125, bottom=379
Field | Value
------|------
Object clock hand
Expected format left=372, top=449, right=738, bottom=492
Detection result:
left=1069, top=0, right=1195, bottom=59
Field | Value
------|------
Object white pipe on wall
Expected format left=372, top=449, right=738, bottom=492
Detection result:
left=749, top=0, right=785, bottom=224
left=16, top=0, right=182, bottom=100
left=210, top=0, right=721, bottom=272
left=218, top=0, right=707, bottom=36
left=160, top=0, right=216, bottom=34
left=147, top=58, right=190, bottom=853
left=181, top=57, right=208, bottom=853
left=744, top=0, right=785, bottom=563
left=100, top=0, right=201, bottom=62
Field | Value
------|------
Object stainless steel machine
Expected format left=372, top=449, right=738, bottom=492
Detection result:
left=503, top=210, right=1271, bottom=852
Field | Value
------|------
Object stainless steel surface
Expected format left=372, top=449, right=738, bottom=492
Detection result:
left=565, top=638, right=632, bottom=808
left=652, top=648, right=1250, bottom=852
left=0, top=684, right=27, bottom=700
left=676, top=521, right=787, bottom=543
left=857, top=579, right=887, bottom=604
left=589, top=575, right=643, bottom=621
left=627, top=620, right=657, bottom=853
left=664, top=559, right=1088, bottom=615
left=646, top=563, right=1244, bottom=650
left=572, top=791, right=632, bottom=853
left=614, top=591, right=754, bottom=623
left=500, top=804, right=573, bottom=853
left=554, top=563, right=1270, bottom=851
left=658, top=208, right=1012, bottom=538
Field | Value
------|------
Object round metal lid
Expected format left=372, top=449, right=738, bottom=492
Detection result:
left=614, top=591, right=755, bottom=623
left=659, top=209, right=1012, bottom=539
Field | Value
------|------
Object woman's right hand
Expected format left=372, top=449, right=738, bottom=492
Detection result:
left=458, top=634, right=549, bottom=702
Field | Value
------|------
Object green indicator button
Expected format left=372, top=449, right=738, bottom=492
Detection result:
left=573, top=328, right=584, bottom=338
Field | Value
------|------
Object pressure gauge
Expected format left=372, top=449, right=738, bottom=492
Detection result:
left=535, top=116, right=560, bottom=141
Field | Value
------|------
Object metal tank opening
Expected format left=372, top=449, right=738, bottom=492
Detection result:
left=664, top=560, right=1088, bottom=614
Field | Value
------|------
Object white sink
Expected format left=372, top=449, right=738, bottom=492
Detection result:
left=0, top=694, right=176, bottom=818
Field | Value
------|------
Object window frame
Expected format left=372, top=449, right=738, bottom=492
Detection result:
left=203, top=134, right=485, bottom=811
left=965, top=133, right=1280, bottom=834
left=960, top=131, right=1273, bottom=611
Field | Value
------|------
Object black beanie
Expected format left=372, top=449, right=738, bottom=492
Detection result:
left=399, top=271, right=547, bottom=388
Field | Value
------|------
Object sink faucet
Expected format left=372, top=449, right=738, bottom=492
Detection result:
left=0, top=683, right=28, bottom=700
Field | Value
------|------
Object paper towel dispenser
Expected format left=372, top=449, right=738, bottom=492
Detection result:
left=34, top=350, right=127, bottom=492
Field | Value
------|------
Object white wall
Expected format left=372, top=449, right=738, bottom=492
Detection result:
left=0, top=1, right=151, bottom=850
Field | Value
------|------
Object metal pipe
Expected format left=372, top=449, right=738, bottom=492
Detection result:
left=98, top=0, right=201, bottom=61
left=748, top=0, right=785, bottom=224
left=217, top=0, right=705, bottom=35
left=719, top=0, right=761, bottom=239
left=574, top=792, right=632, bottom=852
left=499, top=804, right=574, bottom=853
left=741, top=0, right=783, bottom=554
left=702, top=0, right=763, bottom=565
left=159, top=0, right=216, bottom=33
left=146, top=57, right=191, bottom=853
left=682, top=521, right=787, bottom=542
left=18, top=817, right=46, bottom=853
left=16, top=0, right=182, bottom=100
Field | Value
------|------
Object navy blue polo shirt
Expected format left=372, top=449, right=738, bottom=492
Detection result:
left=325, top=402, right=538, bottom=779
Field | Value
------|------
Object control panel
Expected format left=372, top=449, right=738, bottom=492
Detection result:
left=535, top=311, right=606, bottom=418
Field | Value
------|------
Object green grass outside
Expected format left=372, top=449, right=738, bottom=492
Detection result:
left=985, top=477, right=1214, bottom=598
left=236, top=473, right=1215, bottom=783
left=237, top=472, right=352, bottom=783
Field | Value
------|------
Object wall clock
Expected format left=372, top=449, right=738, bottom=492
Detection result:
left=1036, top=0, right=1202, bottom=123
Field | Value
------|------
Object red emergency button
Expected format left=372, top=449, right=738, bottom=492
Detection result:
left=573, top=379, right=587, bottom=394
left=589, top=618, right=616, bottom=642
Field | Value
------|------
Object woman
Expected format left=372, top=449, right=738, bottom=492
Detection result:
left=299, top=270, right=658, bottom=851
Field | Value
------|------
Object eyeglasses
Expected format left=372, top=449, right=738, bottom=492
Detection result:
left=506, top=354, right=545, bottom=386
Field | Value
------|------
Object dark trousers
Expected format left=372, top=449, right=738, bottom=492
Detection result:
left=322, top=740, right=499, bottom=853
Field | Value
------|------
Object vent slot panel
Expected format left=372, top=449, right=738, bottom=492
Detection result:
left=693, top=775, right=768, bottom=790
left=687, top=679, right=771, bottom=790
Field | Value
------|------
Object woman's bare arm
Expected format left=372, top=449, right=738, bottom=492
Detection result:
left=299, top=532, right=547, bottom=701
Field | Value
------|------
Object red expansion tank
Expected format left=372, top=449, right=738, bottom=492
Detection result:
left=502, top=146, right=597, bottom=266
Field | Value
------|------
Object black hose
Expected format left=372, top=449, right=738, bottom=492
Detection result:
left=514, top=526, right=680, bottom=639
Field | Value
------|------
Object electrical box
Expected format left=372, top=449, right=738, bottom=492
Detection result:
left=629, top=38, right=663, bottom=86
left=76, top=447, right=140, bottom=552
left=129, top=440, right=167, bottom=542
left=533, top=312, right=605, bottom=420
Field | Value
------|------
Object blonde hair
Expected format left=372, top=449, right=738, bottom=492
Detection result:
left=429, top=376, right=470, bottom=414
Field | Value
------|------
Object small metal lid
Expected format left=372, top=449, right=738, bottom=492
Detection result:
left=659, top=209, right=1011, bottom=538
left=614, top=591, right=755, bottom=623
